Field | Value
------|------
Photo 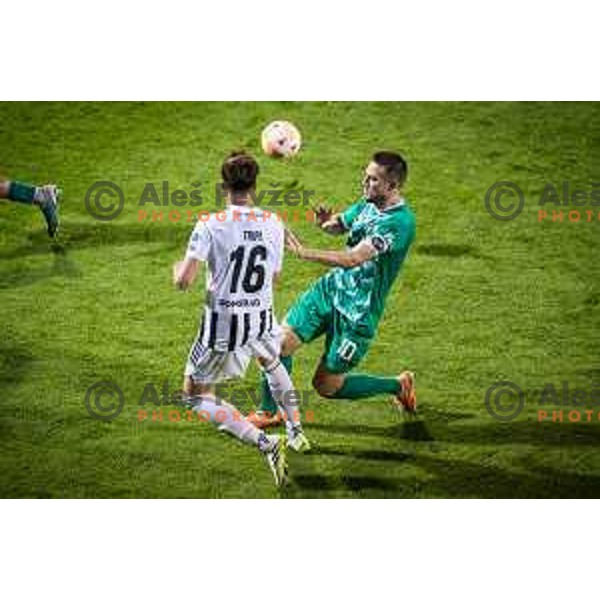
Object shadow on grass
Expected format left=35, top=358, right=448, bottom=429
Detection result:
left=0, top=341, right=36, bottom=438
left=291, top=474, right=338, bottom=491
left=306, top=414, right=439, bottom=443
left=417, top=455, right=600, bottom=498
left=315, top=446, right=415, bottom=463
left=0, top=221, right=183, bottom=288
left=0, top=222, right=186, bottom=261
left=291, top=411, right=600, bottom=497
left=290, top=447, right=600, bottom=498
left=307, top=413, right=600, bottom=447
left=0, top=243, right=81, bottom=289
left=434, top=419, right=600, bottom=447
left=289, top=473, right=400, bottom=495
left=415, top=243, right=480, bottom=259
left=0, top=341, right=35, bottom=391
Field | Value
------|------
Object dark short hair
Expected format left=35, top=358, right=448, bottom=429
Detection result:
left=373, top=151, right=408, bottom=187
left=221, top=151, right=259, bottom=193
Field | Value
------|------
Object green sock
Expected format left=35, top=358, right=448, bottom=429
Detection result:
left=331, top=373, right=400, bottom=400
left=259, top=355, right=293, bottom=413
left=8, top=181, right=37, bottom=204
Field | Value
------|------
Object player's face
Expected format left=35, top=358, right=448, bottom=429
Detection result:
left=362, top=162, right=392, bottom=202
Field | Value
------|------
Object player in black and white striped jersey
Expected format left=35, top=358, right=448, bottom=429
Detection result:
left=173, top=152, right=310, bottom=486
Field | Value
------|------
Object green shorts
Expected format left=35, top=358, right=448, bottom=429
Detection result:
left=285, top=278, right=373, bottom=374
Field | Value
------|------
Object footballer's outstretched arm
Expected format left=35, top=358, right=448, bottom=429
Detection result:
left=285, top=228, right=375, bottom=269
left=173, top=258, right=200, bottom=291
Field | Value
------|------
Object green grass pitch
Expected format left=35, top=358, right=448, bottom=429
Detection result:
left=1, top=101, right=599, bottom=498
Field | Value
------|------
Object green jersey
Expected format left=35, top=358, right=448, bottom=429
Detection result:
left=323, top=197, right=416, bottom=335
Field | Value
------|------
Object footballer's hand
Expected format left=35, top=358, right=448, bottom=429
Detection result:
left=314, top=204, right=334, bottom=227
left=173, top=258, right=200, bottom=290
left=322, top=218, right=342, bottom=234
left=285, top=228, right=305, bottom=257
left=173, top=261, right=188, bottom=290
left=173, top=261, right=182, bottom=282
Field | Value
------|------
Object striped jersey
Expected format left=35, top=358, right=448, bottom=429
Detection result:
left=185, top=206, right=284, bottom=351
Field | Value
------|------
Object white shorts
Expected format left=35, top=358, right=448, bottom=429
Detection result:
left=184, top=334, right=282, bottom=384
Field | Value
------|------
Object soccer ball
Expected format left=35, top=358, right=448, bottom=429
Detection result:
left=261, top=121, right=302, bottom=158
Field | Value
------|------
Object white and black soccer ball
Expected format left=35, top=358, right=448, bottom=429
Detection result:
left=261, top=120, right=302, bottom=158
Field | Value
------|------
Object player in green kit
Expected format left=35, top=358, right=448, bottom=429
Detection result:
left=248, top=151, right=417, bottom=429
